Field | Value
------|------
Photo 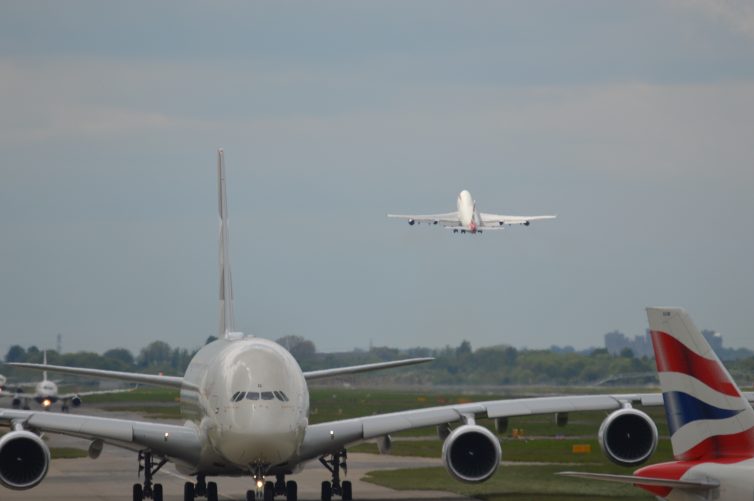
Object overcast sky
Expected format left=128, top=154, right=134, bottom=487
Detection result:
left=1, top=1, right=753, bottom=358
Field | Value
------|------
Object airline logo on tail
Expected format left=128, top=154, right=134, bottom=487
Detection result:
left=648, top=308, right=754, bottom=461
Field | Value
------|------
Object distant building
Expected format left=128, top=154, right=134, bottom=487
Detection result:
left=604, top=328, right=727, bottom=359
left=604, top=330, right=652, bottom=358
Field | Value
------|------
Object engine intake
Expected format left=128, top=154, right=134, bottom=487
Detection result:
left=598, top=408, right=657, bottom=467
left=71, top=395, right=82, bottom=407
left=0, top=430, right=50, bottom=490
left=441, top=424, right=501, bottom=483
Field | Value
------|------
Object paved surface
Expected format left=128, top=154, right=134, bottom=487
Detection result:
left=2, top=407, right=470, bottom=501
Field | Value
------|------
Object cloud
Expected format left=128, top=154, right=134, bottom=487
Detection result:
left=677, top=0, right=754, bottom=38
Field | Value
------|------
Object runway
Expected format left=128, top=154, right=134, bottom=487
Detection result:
left=2, top=408, right=469, bottom=501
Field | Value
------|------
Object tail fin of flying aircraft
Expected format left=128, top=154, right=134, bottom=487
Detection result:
left=217, top=149, right=244, bottom=340
left=43, top=350, right=48, bottom=382
left=647, top=307, right=754, bottom=461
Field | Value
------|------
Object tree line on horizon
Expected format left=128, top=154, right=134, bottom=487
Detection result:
left=4, top=334, right=754, bottom=387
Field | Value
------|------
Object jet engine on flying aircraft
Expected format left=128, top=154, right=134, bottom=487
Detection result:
left=0, top=430, right=50, bottom=490
left=598, top=408, right=658, bottom=467
left=441, top=424, right=502, bottom=483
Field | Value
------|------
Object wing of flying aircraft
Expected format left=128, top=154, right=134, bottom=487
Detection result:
left=386, top=212, right=460, bottom=226
left=480, top=212, right=557, bottom=227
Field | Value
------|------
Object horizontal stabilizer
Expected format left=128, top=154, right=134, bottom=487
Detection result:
left=557, top=471, right=718, bottom=490
left=8, top=363, right=192, bottom=390
left=303, top=357, right=433, bottom=380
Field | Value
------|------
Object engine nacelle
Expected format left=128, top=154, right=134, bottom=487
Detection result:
left=523, top=221, right=530, bottom=226
left=71, top=395, right=82, bottom=407
left=0, top=430, right=50, bottom=490
left=598, top=408, right=658, bottom=467
left=11, top=397, right=21, bottom=409
left=408, top=219, right=415, bottom=226
left=441, top=425, right=501, bottom=483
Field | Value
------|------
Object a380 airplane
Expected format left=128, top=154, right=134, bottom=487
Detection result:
left=1, top=351, right=132, bottom=411
left=2, top=151, right=751, bottom=501
left=387, top=189, right=556, bottom=234
left=561, top=307, right=754, bottom=500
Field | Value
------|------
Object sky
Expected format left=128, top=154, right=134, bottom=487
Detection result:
left=1, top=1, right=754, bottom=358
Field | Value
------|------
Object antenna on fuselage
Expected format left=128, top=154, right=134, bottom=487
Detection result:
left=217, top=149, right=245, bottom=340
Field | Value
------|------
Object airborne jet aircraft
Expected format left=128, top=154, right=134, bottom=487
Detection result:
left=5, top=150, right=754, bottom=501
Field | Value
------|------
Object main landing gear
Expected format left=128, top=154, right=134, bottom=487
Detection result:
left=132, top=451, right=167, bottom=501
left=183, top=473, right=218, bottom=501
left=319, top=449, right=352, bottom=501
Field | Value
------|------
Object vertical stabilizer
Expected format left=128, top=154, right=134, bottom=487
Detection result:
left=217, top=149, right=244, bottom=340
left=646, top=307, right=754, bottom=460
left=43, top=350, right=48, bottom=382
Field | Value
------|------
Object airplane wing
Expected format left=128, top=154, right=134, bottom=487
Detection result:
left=295, top=393, right=665, bottom=460
left=8, top=363, right=190, bottom=390
left=557, top=471, right=719, bottom=490
left=480, top=213, right=557, bottom=227
left=297, top=389, right=754, bottom=459
left=303, top=357, right=434, bottom=380
left=387, top=212, right=460, bottom=226
left=12, top=358, right=434, bottom=386
left=0, top=408, right=201, bottom=465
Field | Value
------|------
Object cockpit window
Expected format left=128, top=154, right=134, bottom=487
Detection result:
left=274, top=391, right=289, bottom=402
left=245, top=392, right=260, bottom=400
left=261, top=391, right=275, bottom=400
left=231, top=391, right=245, bottom=402
left=234, top=390, right=289, bottom=402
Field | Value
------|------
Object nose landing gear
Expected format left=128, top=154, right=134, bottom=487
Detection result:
left=319, top=449, right=352, bottom=501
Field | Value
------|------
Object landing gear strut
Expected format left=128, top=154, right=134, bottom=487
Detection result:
left=319, top=449, right=352, bottom=501
left=133, top=451, right=167, bottom=501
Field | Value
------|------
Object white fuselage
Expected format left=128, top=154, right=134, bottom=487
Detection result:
left=457, top=190, right=480, bottom=232
left=646, top=458, right=754, bottom=501
left=34, top=379, right=58, bottom=407
left=179, top=337, right=309, bottom=475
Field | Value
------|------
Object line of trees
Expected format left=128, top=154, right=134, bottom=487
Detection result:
left=4, top=336, right=754, bottom=387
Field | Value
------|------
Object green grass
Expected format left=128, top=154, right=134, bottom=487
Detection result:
left=84, top=387, right=180, bottom=404
left=363, top=464, right=654, bottom=500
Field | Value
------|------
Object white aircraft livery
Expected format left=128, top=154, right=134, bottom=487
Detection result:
left=560, top=307, right=754, bottom=500
left=4, top=152, right=754, bottom=501
left=388, top=190, right=556, bottom=234
left=1, top=351, right=132, bottom=411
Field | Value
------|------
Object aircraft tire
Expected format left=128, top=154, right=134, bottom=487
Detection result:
left=184, top=481, right=195, bottom=501
left=153, top=483, right=163, bottom=501
left=132, top=483, right=143, bottom=501
left=342, top=480, right=352, bottom=500
left=264, top=481, right=274, bottom=501
left=286, top=480, right=297, bottom=501
left=207, top=481, right=218, bottom=501
left=321, top=481, right=332, bottom=501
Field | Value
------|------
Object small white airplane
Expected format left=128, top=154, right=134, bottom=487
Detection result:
left=388, top=189, right=556, bottom=234
left=561, top=307, right=754, bottom=500
left=4, top=152, right=754, bottom=501
left=1, top=351, right=132, bottom=412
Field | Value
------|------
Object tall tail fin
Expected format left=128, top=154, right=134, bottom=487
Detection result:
left=647, top=307, right=754, bottom=460
left=217, top=149, right=244, bottom=340
left=43, top=350, right=48, bottom=382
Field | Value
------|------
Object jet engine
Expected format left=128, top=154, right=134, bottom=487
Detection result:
left=408, top=219, right=415, bottom=226
left=11, top=397, right=21, bottom=409
left=71, top=395, right=82, bottom=407
left=441, top=425, right=501, bottom=483
left=598, top=408, right=657, bottom=467
left=0, top=430, right=50, bottom=490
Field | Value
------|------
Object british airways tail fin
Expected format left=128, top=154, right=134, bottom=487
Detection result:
left=217, top=149, right=244, bottom=340
left=647, top=307, right=754, bottom=460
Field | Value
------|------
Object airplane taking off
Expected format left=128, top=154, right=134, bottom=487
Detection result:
left=1, top=351, right=132, bottom=411
left=387, top=189, right=556, bottom=234
left=561, top=307, right=754, bottom=500
left=5, top=153, right=754, bottom=501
